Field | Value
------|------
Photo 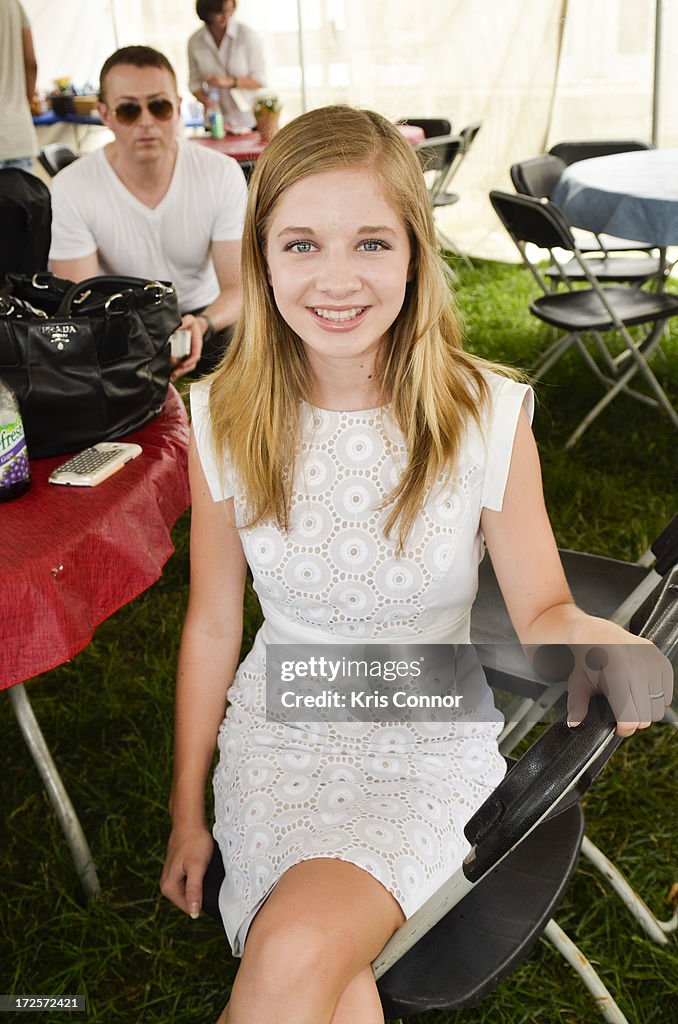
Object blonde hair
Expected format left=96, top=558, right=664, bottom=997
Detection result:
left=208, top=105, right=506, bottom=550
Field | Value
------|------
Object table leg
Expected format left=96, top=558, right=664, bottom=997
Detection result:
left=7, top=683, right=101, bottom=899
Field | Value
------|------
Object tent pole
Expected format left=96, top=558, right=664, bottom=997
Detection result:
left=542, top=0, right=569, bottom=152
left=296, top=0, right=307, bottom=112
left=110, top=0, right=120, bottom=49
left=652, top=0, right=662, bottom=146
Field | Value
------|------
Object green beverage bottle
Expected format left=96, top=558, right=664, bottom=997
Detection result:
left=0, top=376, right=31, bottom=502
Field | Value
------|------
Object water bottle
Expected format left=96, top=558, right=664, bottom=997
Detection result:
left=206, top=87, right=225, bottom=139
left=0, top=377, right=31, bottom=502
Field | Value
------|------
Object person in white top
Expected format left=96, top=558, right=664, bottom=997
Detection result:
left=49, top=45, right=247, bottom=379
left=159, top=106, right=672, bottom=1023
left=0, top=0, right=38, bottom=172
left=188, top=0, right=266, bottom=130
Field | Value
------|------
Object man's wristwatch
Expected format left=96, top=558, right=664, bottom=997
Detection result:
left=199, top=313, right=215, bottom=341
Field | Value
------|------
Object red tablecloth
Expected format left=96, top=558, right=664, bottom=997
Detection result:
left=192, top=130, right=267, bottom=163
left=1, top=386, right=190, bottom=689
left=192, top=123, right=426, bottom=163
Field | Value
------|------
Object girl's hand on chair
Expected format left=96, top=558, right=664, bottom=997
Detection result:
left=563, top=621, right=673, bottom=737
left=160, top=826, right=214, bottom=918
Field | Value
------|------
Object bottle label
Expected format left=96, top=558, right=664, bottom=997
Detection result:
left=210, top=112, right=225, bottom=139
left=0, top=418, right=30, bottom=489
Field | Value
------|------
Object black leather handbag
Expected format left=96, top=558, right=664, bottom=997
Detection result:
left=0, top=273, right=181, bottom=458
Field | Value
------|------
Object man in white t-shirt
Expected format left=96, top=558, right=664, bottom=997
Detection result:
left=50, top=45, right=247, bottom=378
left=0, top=0, right=38, bottom=171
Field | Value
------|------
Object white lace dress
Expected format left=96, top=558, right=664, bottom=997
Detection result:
left=190, top=372, right=533, bottom=956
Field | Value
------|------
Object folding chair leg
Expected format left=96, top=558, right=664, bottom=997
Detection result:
left=543, top=919, right=629, bottom=1024
left=532, top=331, right=580, bottom=380
left=7, top=683, right=101, bottom=900
left=435, top=227, right=473, bottom=270
left=565, top=350, right=678, bottom=448
left=581, top=837, right=678, bottom=945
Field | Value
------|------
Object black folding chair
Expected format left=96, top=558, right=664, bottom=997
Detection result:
left=469, top=516, right=678, bottom=950
left=37, top=143, right=78, bottom=178
left=200, top=575, right=677, bottom=1023
left=414, top=133, right=474, bottom=270
left=489, top=189, right=678, bottom=446
left=548, top=139, right=654, bottom=166
left=401, top=117, right=453, bottom=139
left=510, top=154, right=661, bottom=275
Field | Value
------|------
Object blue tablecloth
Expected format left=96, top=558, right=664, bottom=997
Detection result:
left=33, top=111, right=204, bottom=128
left=551, top=149, right=678, bottom=247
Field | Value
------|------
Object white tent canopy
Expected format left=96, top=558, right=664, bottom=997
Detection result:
left=23, top=0, right=678, bottom=259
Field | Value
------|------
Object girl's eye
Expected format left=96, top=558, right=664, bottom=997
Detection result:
left=358, top=239, right=390, bottom=252
left=285, top=240, right=315, bottom=254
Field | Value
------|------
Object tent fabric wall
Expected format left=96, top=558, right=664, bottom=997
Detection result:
left=22, top=0, right=676, bottom=260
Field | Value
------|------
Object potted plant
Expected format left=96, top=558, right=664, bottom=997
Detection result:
left=253, top=94, right=282, bottom=141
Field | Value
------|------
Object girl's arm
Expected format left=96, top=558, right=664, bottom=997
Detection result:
left=160, top=430, right=247, bottom=917
left=480, top=413, right=673, bottom=735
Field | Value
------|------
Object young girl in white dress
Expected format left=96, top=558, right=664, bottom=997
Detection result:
left=160, top=105, right=671, bottom=1024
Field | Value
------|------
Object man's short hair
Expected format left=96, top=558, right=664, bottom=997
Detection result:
left=196, top=0, right=237, bottom=24
left=99, top=46, right=178, bottom=101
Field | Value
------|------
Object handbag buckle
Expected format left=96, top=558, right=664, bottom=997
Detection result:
left=30, top=274, right=52, bottom=289
left=104, top=292, right=126, bottom=315
left=143, top=281, right=174, bottom=306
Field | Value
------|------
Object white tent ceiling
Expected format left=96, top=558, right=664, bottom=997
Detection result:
left=23, top=0, right=678, bottom=259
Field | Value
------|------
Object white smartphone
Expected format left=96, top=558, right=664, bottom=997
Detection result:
left=49, top=442, right=143, bottom=487
left=170, top=328, right=192, bottom=359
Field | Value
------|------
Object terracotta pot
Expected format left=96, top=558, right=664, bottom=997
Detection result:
left=254, top=109, right=281, bottom=142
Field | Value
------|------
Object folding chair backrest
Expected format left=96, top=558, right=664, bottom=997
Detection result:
left=414, top=134, right=463, bottom=200
left=510, top=154, right=566, bottom=199
left=459, top=120, right=482, bottom=154
left=548, top=139, right=654, bottom=165
left=489, top=189, right=576, bottom=253
left=38, top=143, right=78, bottom=178
left=402, top=117, right=452, bottom=139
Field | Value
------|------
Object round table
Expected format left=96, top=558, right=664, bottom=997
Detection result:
left=550, top=149, right=678, bottom=246
left=2, top=386, right=190, bottom=897
left=2, top=385, right=190, bottom=689
left=192, top=121, right=426, bottom=166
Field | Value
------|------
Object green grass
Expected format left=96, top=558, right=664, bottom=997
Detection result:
left=1, top=258, right=677, bottom=1023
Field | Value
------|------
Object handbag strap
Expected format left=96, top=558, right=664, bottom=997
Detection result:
left=0, top=293, right=48, bottom=319
left=57, top=276, right=177, bottom=316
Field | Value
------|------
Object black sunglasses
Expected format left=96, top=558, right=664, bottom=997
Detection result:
left=113, top=98, right=175, bottom=125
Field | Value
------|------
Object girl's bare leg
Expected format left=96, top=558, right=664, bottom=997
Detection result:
left=224, top=858, right=404, bottom=1024
left=329, top=966, right=386, bottom=1024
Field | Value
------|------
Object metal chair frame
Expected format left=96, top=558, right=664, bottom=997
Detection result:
left=414, top=123, right=481, bottom=272
left=490, top=189, right=678, bottom=447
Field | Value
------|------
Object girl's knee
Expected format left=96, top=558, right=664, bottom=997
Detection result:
left=245, top=913, right=353, bottom=984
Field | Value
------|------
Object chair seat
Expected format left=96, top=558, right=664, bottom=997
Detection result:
left=546, top=255, right=662, bottom=284
left=432, top=190, right=460, bottom=208
left=531, top=285, right=678, bottom=331
left=377, top=801, right=585, bottom=1017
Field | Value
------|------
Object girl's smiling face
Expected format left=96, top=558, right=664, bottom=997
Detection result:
left=265, top=166, right=413, bottom=392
